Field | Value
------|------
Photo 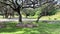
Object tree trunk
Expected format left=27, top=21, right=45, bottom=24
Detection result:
left=17, top=9, right=22, bottom=24
left=26, top=14, right=28, bottom=18
left=36, top=0, right=42, bottom=23
left=5, top=13, right=8, bottom=18
left=36, top=15, right=42, bottom=23
left=19, top=12, right=22, bottom=23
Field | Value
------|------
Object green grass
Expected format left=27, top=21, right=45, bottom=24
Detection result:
left=0, top=15, right=4, bottom=19
left=0, top=22, right=60, bottom=34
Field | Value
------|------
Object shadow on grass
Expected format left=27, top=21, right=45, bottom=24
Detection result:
left=0, top=22, right=39, bottom=33
left=0, top=22, right=23, bottom=33
left=0, top=22, right=60, bottom=34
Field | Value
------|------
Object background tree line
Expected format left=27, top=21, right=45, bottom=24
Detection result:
left=0, top=0, right=59, bottom=23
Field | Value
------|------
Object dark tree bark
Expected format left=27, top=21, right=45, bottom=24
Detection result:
left=36, top=15, right=42, bottom=23
left=16, top=7, right=22, bottom=23
left=26, top=15, right=28, bottom=18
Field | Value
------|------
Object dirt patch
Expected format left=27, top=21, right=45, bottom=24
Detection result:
left=16, top=23, right=38, bottom=28
left=0, top=22, right=6, bottom=28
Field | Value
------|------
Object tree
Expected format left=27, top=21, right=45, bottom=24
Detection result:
left=0, top=0, right=39, bottom=24
left=36, top=0, right=57, bottom=22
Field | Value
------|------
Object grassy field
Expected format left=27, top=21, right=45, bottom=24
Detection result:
left=0, top=22, right=60, bottom=34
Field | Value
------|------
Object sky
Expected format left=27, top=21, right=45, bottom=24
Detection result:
left=55, top=0, right=60, bottom=4
left=13, top=0, right=60, bottom=5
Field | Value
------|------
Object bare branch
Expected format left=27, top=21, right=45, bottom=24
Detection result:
left=8, top=0, right=15, bottom=5
left=12, top=0, right=17, bottom=8
left=0, top=1, right=15, bottom=10
left=8, top=0, right=13, bottom=3
left=0, top=1, right=10, bottom=5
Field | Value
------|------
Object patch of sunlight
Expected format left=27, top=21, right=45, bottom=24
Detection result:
left=40, top=16, right=51, bottom=20
left=0, top=31, right=25, bottom=34
left=15, top=16, right=19, bottom=18
left=0, top=33, right=13, bottom=34
left=40, top=13, right=60, bottom=20
left=22, top=15, right=26, bottom=17
left=50, top=14, right=60, bottom=20
left=0, top=16, right=3, bottom=19
left=30, top=30, right=40, bottom=34
left=32, top=16, right=38, bottom=18
left=31, top=31, right=39, bottom=32
left=14, top=31, right=25, bottom=34
left=51, top=29, right=60, bottom=34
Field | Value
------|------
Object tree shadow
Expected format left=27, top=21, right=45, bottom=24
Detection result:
left=0, top=22, right=38, bottom=33
left=0, top=22, right=24, bottom=33
left=0, top=22, right=60, bottom=34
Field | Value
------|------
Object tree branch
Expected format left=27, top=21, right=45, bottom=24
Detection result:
left=0, top=1, right=15, bottom=10
left=12, top=0, right=17, bottom=8
left=8, top=0, right=13, bottom=3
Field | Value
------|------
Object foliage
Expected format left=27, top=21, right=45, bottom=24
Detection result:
left=22, top=8, right=37, bottom=16
left=48, top=7, right=57, bottom=16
